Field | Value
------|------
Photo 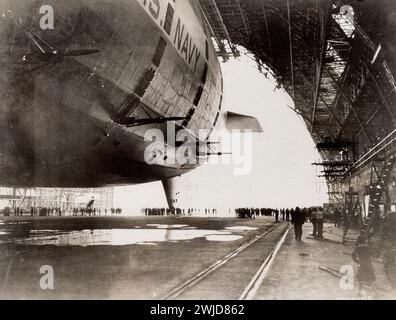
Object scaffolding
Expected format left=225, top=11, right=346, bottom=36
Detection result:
left=198, top=0, right=396, bottom=209
left=0, top=187, right=114, bottom=212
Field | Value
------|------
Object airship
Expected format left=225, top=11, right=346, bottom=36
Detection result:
left=0, top=0, right=260, bottom=207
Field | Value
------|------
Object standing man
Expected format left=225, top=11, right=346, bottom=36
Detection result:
left=290, top=208, right=295, bottom=224
left=317, top=207, right=324, bottom=238
left=353, top=233, right=376, bottom=296
left=292, top=207, right=305, bottom=241
left=334, top=208, right=341, bottom=227
left=310, top=207, right=318, bottom=237
left=275, top=210, right=279, bottom=223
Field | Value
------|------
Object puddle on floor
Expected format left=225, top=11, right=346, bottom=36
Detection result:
left=0, top=220, right=264, bottom=247
left=9, top=221, right=30, bottom=224
left=1, top=221, right=30, bottom=225
left=2, top=228, right=245, bottom=246
left=136, top=242, right=158, bottom=246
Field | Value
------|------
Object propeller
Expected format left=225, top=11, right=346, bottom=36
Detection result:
left=18, top=23, right=99, bottom=73
left=20, top=49, right=100, bottom=73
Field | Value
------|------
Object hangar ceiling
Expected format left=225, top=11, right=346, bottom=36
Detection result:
left=198, top=0, right=396, bottom=202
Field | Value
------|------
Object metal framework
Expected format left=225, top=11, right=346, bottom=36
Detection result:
left=0, top=187, right=114, bottom=212
left=198, top=0, right=396, bottom=207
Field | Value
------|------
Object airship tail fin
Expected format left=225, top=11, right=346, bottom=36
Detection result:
left=225, top=111, right=263, bottom=133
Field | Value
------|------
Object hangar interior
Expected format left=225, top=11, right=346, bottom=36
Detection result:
left=197, top=0, right=396, bottom=238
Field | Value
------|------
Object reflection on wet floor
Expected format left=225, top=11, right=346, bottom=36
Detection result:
left=0, top=224, right=258, bottom=246
left=5, top=221, right=30, bottom=224
left=206, top=235, right=243, bottom=241
left=225, top=226, right=258, bottom=231
left=146, top=224, right=189, bottom=229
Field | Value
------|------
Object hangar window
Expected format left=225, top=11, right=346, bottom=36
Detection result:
left=164, top=3, right=175, bottom=35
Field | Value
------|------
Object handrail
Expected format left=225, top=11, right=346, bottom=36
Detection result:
left=344, top=129, right=396, bottom=175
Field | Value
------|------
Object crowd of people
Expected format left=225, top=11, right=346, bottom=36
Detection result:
left=276, top=207, right=396, bottom=294
left=71, top=207, right=123, bottom=216
left=143, top=208, right=223, bottom=216
left=2, top=206, right=123, bottom=217
left=142, top=206, right=329, bottom=236
left=144, top=208, right=182, bottom=216
left=234, top=207, right=327, bottom=241
left=282, top=207, right=326, bottom=241
left=235, top=208, right=277, bottom=219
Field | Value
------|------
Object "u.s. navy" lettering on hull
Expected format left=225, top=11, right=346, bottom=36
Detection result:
left=174, top=18, right=201, bottom=72
left=138, top=0, right=202, bottom=72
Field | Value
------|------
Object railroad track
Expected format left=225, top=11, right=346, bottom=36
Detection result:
left=161, top=223, right=292, bottom=300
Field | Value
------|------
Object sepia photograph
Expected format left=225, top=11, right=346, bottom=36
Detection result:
left=0, top=0, right=395, bottom=307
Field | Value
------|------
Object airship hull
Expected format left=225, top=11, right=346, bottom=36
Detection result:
left=0, top=0, right=223, bottom=188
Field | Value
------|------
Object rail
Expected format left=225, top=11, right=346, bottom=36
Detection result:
left=344, top=129, right=396, bottom=175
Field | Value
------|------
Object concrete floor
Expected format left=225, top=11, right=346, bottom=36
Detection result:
left=0, top=216, right=287, bottom=300
left=2, top=216, right=393, bottom=300
left=255, top=223, right=396, bottom=300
